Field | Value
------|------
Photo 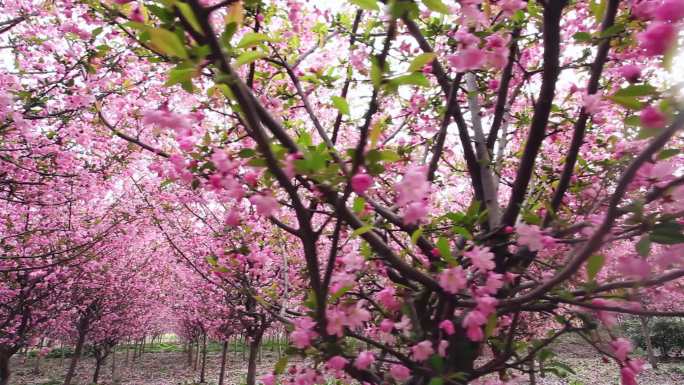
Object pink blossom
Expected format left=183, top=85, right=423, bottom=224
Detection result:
left=261, top=374, right=276, bottom=385
left=617, top=256, right=651, bottom=280
left=142, top=109, right=192, bottom=135
left=516, top=224, right=546, bottom=252
left=395, top=166, right=430, bottom=206
left=326, top=307, right=346, bottom=337
left=621, top=359, right=644, bottom=385
left=249, top=194, right=279, bottom=217
left=479, top=272, right=504, bottom=295
left=390, top=364, right=411, bottom=381
left=654, top=0, right=684, bottom=22
left=345, top=302, right=371, bottom=329
left=439, top=320, right=455, bottom=335
left=380, top=318, right=395, bottom=333
left=591, top=298, right=618, bottom=327
left=438, top=340, right=449, bottom=357
left=130, top=5, right=145, bottom=22
left=402, top=201, right=429, bottom=225
left=354, top=351, right=375, bottom=370
left=465, top=246, right=495, bottom=272
left=475, top=295, right=498, bottom=316
left=224, top=209, right=241, bottom=227
left=640, top=105, right=666, bottom=128
left=618, top=65, right=642, bottom=83
left=462, top=310, right=488, bottom=341
left=291, top=317, right=317, bottom=348
left=438, top=266, right=467, bottom=294
left=447, top=47, right=487, bottom=71
left=499, top=0, right=526, bottom=16
left=583, top=93, right=602, bottom=115
left=351, top=172, right=373, bottom=194
left=411, top=340, right=434, bottom=361
left=611, top=338, right=633, bottom=362
left=638, top=22, right=677, bottom=56
left=376, top=287, right=401, bottom=311
left=656, top=244, right=684, bottom=268
left=327, top=355, right=348, bottom=371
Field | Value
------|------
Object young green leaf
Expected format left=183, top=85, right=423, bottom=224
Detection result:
left=331, top=96, right=350, bottom=116
left=408, top=52, right=436, bottom=72
left=148, top=28, right=188, bottom=59
left=349, top=0, right=380, bottom=11
left=586, top=254, right=605, bottom=281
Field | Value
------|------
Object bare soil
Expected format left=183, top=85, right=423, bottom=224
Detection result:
left=8, top=344, right=684, bottom=385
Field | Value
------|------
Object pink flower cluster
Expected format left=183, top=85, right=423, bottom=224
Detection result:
left=395, top=166, right=431, bottom=225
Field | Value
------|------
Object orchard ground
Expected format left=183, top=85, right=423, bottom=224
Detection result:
left=9, top=337, right=684, bottom=385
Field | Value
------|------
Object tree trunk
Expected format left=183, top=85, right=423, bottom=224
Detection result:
left=187, top=341, right=193, bottom=367
left=93, top=358, right=103, bottom=384
left=640, top=315, right=657, bottom=368
left=199, top=334, right=207, bottom=383
left=246, top=332, right=263, bottom=385
left=33, top=338, right=44, bottom=374
left=529, top=358, right=536, bottom=385
left=0, top=349, right=16, bottom=385
left=218, top=341, right=228, bottom=385
left=111, top=346, right=117, bottom=382
left=193, top=341, right=199, bottom=371
left=63, top=326, right=87, bottom=385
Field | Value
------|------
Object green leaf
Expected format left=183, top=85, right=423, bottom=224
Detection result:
left=352, top=225, right=373, bottom=237
left=379, top=149, right=400, bottom=162
left=600, top=23, right=625, bottom=38
left=353, top=196, right=365, bottom=214
left=389, top=73, right=429, bottom=87
left=423, top=0, right=450, bottom=14
left=485, top=313, right=497, bottom=338
left=370, top=57, right=383, bottom=89
left=538, top=348, right=555, bottom=362
left=411, top=227, right=424, bottom=245
left=176, top=3, right=203, bottom=35
left=590, top=0, right=607, bottom=23
left=148, top=28, right=188, bottom=59
left=651, top=221, right=684, bottom=244
left=274, top=355, right=289, bottom=374
left=165, top=67, right=196, bottom=89
left=330, top=285, right=352, bottom=302
left=428, top=355, right=444, bottom=372
left=427, top=378, right=444, bottom=385
left=408, top=52, right=436, bottom=72
left=624, top=115, right=641, bottom=127
left=586, top=254, right=605, bottom=281
left=235, top=50, right=267, bottom=66
left=572, top=32, right=592, bottom=42
left=636, top=236, right=651, bottom=257
left=331, top=96, right=350, bottom=116
left=236, top=32, right=271, bottom=48
left=657, top=148, right=680, bottom=160
left=238, top=148, right=256, bottom=158
left=437, top=237, right=450, bottom=259
left=349, top=0, right=379, bottom=11
left=614, top=84, right=656, bottom=97
left=609, top=95, right=643, bottom=109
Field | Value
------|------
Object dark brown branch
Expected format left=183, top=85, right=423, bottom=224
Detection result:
left=544, top=0, right=621, bottom=226
left=500, top=1, right=568, bottom=226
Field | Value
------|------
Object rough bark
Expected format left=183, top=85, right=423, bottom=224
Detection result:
left=199, top=333, right=207, bottom=383
left=0, top=348, right=16, bottom=385
left=218, top=340, right=228, bottom=385
left=63, top=324, right=87, bottom=385
left=640, top=315, right=657, bottom=368
left=246, top=331, right=263, bottom=385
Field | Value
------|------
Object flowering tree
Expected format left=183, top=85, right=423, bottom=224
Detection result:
left=2, top=0, right=684, bottom=385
